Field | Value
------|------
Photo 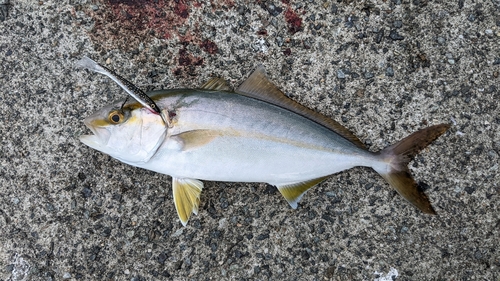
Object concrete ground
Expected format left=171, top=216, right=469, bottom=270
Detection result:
left=1, top=0, right=499, bottom=280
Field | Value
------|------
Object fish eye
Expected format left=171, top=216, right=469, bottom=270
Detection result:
left=108, top=111, right=124, bottom=124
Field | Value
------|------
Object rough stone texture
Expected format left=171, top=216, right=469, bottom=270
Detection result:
left=1, top=0, right=499, bottom=280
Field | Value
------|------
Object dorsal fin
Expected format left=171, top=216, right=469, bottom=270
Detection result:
left=200, top=77, right=232, bottom=91
left=236, top=66, right=366, bottom=149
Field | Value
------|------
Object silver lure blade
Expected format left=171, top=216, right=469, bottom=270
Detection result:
left=77, top=56, right=169, bottom=125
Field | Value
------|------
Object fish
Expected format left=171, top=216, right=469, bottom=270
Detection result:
left=79, top=64, right=450, bottom=226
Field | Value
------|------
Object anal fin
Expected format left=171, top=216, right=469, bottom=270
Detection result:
left=275, top=177, right=328, bottom=209
left=172, top=178, right=204, bottom=226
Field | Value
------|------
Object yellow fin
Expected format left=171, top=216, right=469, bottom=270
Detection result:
left=236, top=66, right=366, bottom=148
left=174, top=130, right=219, bottom=151
left=172, top=178, right=204, bottom=226
left=200, top=77, right=232, bottom=91
left=275, top=177, right=328, bottom=209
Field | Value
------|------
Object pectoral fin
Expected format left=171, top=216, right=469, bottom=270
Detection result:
left=174, top=130, right=219, bottom=151
left=172, top=178, right=204, bottom=226
left=275, top=177, right=328, bottom=209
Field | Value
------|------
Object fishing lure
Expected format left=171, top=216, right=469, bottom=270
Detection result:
left=77, top=56, right=171, bottom=126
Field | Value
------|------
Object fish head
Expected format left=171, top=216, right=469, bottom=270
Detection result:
left=80, top=100, right=167, bottom=164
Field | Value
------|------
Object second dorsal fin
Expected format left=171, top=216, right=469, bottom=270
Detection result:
left=235, top=66, right=366, bottom=148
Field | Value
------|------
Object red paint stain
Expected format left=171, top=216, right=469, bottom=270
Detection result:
left=178, top=48, right=192, bottom=66
left=174, top=1, right=189, bottom=19
left=257, top=29, right=268, bottom=36
left=178, top=48, right=203, bottom=66
left=173, top=68, right=183, bottom=76
left=90, top=0, right=199, bottom=50
left=284, top=8, right=302, bottom=34
left=199, top=39, right=219, bottom=54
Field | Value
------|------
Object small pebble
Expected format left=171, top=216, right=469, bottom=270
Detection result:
left=271, top=18, right=278, bottom=27
left=63, top=272, right=71, bottom=279
left=389, top=30, right=404, bottom=40
left=275, top=36, right=283, bottom=47
left=337, top=69, right=345, bottom=79
left=267, top=3, right=282, bottom=17
left=325, top=191, right=336, bottom=197
left=375, top=29, right=384, bottom=44
left=464, top=186, right=475, bottom=194
left=237, top=5, right=246, bottom=15
left=331, top=4, right=338, bottom=13
left=437, top=36, right=446, bottom=44
left=474, top=250, right=482, bottom=260
left=386, top=66, right=394, bottom=77
left=46, top=203, right=55, bottom=212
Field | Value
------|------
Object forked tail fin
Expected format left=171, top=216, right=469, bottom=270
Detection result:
left=376, top=124, right=450, bottom=214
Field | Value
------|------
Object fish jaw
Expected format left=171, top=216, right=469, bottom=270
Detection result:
left=80, top=134, right=108, bottom=152
left=79, top=116, right=111, bottom=153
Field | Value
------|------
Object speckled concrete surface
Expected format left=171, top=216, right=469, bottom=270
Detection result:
left=1, top=0, right=499, bottom=280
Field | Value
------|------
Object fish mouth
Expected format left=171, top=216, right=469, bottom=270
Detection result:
left=79, top=117, right=110, bottom=151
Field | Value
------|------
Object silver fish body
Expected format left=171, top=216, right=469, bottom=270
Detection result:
left=141, top=89, right=379, bottom=184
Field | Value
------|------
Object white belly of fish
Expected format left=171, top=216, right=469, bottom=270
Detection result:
left=144, top=135, right=372, bottom=184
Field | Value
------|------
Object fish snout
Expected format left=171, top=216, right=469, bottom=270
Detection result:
left=80, top=115, right=111, bottom=148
